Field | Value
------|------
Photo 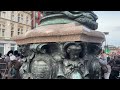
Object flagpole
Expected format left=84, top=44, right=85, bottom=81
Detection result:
left=103, top=32, right=109, bottom=53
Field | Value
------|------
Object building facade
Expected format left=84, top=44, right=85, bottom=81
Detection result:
left=0, top=11, right=32, bottom=55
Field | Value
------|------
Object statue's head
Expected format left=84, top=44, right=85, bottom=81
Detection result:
left=65, top=43, right=82, bottom=60
left=19, top=44, right=30, bottom=57
left=87, top=43, right=102, bottom=56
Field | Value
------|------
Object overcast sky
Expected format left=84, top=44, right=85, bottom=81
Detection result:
left=94, top=11, right=120, bottom=46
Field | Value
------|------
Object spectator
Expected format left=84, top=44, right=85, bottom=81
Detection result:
left=109, top=55, right=120, bottom=79
left=0, top=53, right=4, bottom=63
left=6, top=50, right=17, bottom=61
left=0, top=71, right=2, bottom=79
left=13, top=50, right=21, bottom=61
left=5, top=50, right=16, bottom=68
left=14, top=50, right=19, bottom=57
left=0, top=53, right=2, bottom=60
left=99, top=50, right=111, bottom=79
left=4, top=55, right=10, bottom=63
left=107, top=54, right=111, bottom=62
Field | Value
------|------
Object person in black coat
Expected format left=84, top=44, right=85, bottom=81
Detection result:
left=109, top=56, right=120, bottom=79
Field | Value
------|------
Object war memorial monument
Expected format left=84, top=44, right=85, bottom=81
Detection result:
left=12, top=11, right=105, bottom=79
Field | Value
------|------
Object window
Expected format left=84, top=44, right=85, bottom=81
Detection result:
left=21, top=14, right=23, bottom=22
left=18, top=13, right=20, bottom=22
left=0, top=11, right=1, bottom=17
left=26, top=27, right=31, bottom=32
left=2, top=11, right=6, bottom=18
left=18, top=28, right=20, bottom=35
left=18, top=27, right=24, bottom=35
left=11, top=23, right=14, bottom=37
left=11, top=44, right=15, bottom=51
left=11, top=47, right=15, bottom=51
left=21, top=28, right=23, bottom=34
left=0, top=23, right=5, bottom=37
left=2, top=29, right=5, bottom=37
left=11, top=31, right=14, bottom=37
left=26, top=16, right=29, bottom=24
left=11, top=44, right=15, bottom=47
left=2, top=24, right=5, bottom=28
left=0, top=28, right=1, bottom=36
left=0, top=44, right=4, bottom=56
left=18, top=13, right=24, bottom=23
left=11, top=11, right=14, bottom=20
left=11, top=15, right=14, bottom=20
left=11, top=26, right=14, bottom=30
left=11, top=23, right=14, bottom=30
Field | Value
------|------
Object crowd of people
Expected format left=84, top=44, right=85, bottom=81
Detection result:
left=0, top=50, right=22, bottom=79
left=98, top=49, right=120, bottom=79
left=0, top=49, right=120, bottom=79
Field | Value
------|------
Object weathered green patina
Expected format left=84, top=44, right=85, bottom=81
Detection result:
left=40, top=11, right=98, bottom=30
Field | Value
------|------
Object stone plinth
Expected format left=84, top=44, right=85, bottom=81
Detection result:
left=12, top=23, right=105, bottom=45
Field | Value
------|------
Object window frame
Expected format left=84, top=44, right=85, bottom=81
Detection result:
left=11, top=44, right=16, bottom=51
left=18, top=28, right=20, bottom=35
left=2, top=29, right=5, bottom=37
left=11, top=30, right=14, bottom=37
left=2, top=11, right=6, bottom=18
left=26, top=16, right=29, bottom=24
left=21, top=28, right=23, bottom=34
left=21, top=14, right=23, bottom=22
left=18, top=13, right=20, bottom=22
left=11, top=11, right=15, bottom=20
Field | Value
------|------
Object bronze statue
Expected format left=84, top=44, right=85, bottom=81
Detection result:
left=63, top=42, right=84, bottom=79
left=11, top=11, right=105, bottom=79
left=41, top=11, right=98, bottom=30
left=19, top=42, right=102, bottom=79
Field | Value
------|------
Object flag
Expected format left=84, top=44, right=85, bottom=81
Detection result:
left=105, top=47, right=111, bottom=54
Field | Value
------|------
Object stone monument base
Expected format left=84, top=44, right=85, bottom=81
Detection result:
left=12, top=22, right=105, bottom=79
left=12, top=23, right=105, bottom=45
